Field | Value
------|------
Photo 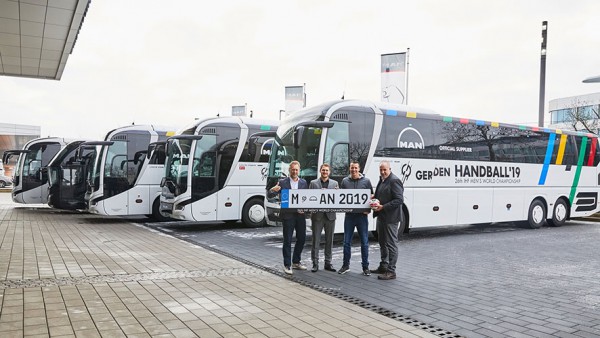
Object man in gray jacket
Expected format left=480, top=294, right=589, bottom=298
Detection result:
left=338, top=160, right=373, bottom=276
left=309, top=164, right=339, bottom=272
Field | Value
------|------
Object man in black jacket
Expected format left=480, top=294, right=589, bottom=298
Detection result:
left=371, top=161, right=404, bottom=280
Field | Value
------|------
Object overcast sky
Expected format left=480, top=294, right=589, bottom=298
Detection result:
left=1, top=0, right=599, bottom=140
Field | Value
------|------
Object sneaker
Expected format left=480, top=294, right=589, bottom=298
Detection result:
left=370, top=266, right=387, bottom=274
left=283, top=266, right=293, bottom=275
left=377, top=271, right=397, bottom=280
left=338, top=265, right=350, bottom=274
left=363, top=268, right=371, bottom=276
left=324, top=263, right=336, bottom=272
left=311, top=262, right=318, bottom=273
left=292, top=263, right=307, bottom=270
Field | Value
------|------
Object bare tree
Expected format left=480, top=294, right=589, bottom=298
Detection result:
left=563, top=98, right=600, bottom=133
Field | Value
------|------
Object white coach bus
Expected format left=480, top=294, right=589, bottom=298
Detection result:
left=159, top=116, right=278, bottom=226
left=3, top=137, right=68, bottom=204
left=86, top=125, right=174, bottom=219
left=265, top=100, right=600, bottom=234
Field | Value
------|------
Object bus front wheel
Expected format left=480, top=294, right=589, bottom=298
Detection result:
left=242, top=197, right=266, bottom=227
left=152, top=198, right=170, bottom=222
left=527, top=199, right=547, bottom=229
left=548, top=198, right=568, bottom=227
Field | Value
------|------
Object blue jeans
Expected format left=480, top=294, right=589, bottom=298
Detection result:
left=342, top=213, right=369, bottom=269
left=282, top=214, right=306, bottom=267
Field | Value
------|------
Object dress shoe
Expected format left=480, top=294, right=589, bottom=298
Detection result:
left=370, top=266, right=387, bottom=274
left=311, top=262, right=318, bottom=272
left=377, top=271, right=397, bottom=280
left=324, top=263, right=336, bottom=272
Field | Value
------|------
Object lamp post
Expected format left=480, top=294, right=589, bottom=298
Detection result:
left=538, top=21, right=548, bottom=128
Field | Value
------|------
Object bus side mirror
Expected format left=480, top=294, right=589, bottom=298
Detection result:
left=133, top=151, right=147, bottom=165
left=293, top=126, right=305, bottom=149
left=160, top=177, right=167, bottom=187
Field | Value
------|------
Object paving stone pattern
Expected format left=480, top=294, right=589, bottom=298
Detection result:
left=0, top=194, right=435, bottom=338
left=148, top=217, right=600, bottom=338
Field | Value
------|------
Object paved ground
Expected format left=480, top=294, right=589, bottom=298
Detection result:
left=145, top=216, right=600, bottom=338
left=0, top=193, right=437, bottom=338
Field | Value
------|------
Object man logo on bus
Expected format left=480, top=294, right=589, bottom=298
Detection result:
left=397, top=127, right=425, bottom=149
left=261, top=139, right=274, bottom=156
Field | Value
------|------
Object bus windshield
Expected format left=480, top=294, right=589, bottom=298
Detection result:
left=269, top=124, right=321, bottom=180
left=89, top=145, right=106, bottom=192
left=192, top=135, right=217, bottom=178
left=165, top=138, right=193, bottom=195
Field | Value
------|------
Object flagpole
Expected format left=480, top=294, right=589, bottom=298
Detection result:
left=405, top=48, right=410, bottom=105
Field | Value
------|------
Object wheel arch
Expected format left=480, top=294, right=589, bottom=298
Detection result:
left=401, top=203, right=410, bottom=234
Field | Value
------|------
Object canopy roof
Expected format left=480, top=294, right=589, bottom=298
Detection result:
left=0, top=0, right=91, bottom=80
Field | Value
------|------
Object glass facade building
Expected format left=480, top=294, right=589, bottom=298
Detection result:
left=548, top=92, right=600, bottom=133
left=0, top=123, right=41, bottom=177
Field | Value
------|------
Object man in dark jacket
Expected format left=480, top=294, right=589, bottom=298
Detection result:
left=371, top=161, right=404, bottom=280
left=269, top=160, right=308, bottom=275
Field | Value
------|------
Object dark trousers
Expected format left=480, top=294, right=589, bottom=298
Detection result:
left=376, top=216, right=399, bottom=273
left=282, top=214, right=306, bottom=267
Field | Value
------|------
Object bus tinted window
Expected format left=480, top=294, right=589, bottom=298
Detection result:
left=373, top=114, right=596, bottom=166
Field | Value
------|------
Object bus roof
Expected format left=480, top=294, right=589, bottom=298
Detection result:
left=284, top=99, right=598, bottom=139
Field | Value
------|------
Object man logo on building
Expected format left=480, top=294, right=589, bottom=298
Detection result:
left=397, top=127, right=424, bottom=150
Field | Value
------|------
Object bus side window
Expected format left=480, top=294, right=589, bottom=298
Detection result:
left=330, top=143, right=349, bottom=178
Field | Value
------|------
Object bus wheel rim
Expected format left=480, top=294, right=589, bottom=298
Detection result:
left=555, top=204, right=567, bottom=221
left=532, top=205, right=544, bottom=223
left=248, top=204, right=265, bottom=223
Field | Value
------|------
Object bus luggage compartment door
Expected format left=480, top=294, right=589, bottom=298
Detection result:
left=457, top=188, right=493, bottom=224
left=412, top=188, right=458, bottom=227
left=128, top=185, right=150, bottom=215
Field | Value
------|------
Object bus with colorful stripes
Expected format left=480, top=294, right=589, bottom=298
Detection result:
left=160, top=117, right=278, bottom=226
left=265, top=100, right=600, bottom=234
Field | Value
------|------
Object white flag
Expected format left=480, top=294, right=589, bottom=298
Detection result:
left=381, top=53, right=407, bottom=104
left=284, top=86, right=305, bottom=116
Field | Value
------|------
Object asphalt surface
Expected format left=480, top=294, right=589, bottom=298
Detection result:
left=144, top=219, right=600, bottom=338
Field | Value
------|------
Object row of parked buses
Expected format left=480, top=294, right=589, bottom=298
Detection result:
left=3, top=117, right=278, bottom=226
left=3, top=99, right=600, bottom=234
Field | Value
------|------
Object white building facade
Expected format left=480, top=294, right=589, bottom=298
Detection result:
left=548, top=92, right=600, bottom=133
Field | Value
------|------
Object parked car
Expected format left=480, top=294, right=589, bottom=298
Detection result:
left=0, top=175, right=12, bottom=188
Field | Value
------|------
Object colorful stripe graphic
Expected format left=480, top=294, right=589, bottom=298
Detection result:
left=555, top=134, right=567, bottom=165
left=538, top=133, right=556, bottom=185
left=569, top=136, right=588, bottom=204
left=587, top=138, right=597, bottom=166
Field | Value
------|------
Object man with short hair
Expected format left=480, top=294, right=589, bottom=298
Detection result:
left=309, top=163, right=339, bottom=272
left=371, top=161, right=404, bottom=280
left=338, top=161, right=373, bottom=276
left=269, top=160, right=308, bottom=275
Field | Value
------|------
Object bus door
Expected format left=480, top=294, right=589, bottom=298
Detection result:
left=190, top=144, right=218, bottom=222
left=216, top=141, right=240, bottom=221
left=21, top=142, right=62, bottom=204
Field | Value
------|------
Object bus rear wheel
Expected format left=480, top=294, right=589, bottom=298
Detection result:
left=242, top=197, right=266, bottom=227
left=151, top=198, right=170, bottom=222
left=527, top=199, right=547, bottom=229
left=548, top=198, right=568, bottom=227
